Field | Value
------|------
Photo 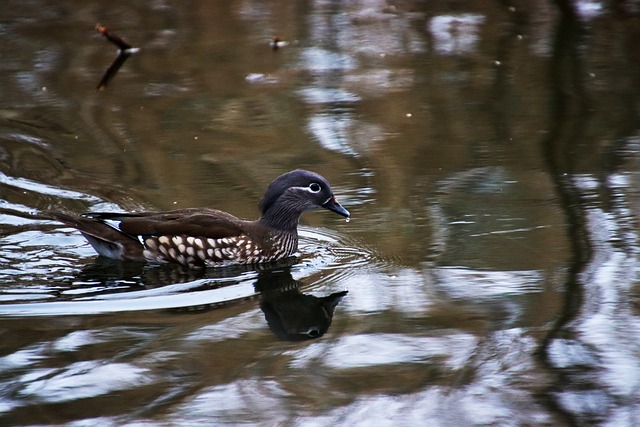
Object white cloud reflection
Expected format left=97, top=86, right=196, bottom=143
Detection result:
left=429, top=14, right=486, bottom=55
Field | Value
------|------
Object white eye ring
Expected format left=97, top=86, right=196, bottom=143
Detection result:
left=309, top=182, right=322, bottom=193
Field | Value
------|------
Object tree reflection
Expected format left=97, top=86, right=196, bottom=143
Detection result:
left=538, top=1, right=640, bottom=425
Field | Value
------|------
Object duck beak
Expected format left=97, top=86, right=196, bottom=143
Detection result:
left=322, top=196, right=350, bottom=218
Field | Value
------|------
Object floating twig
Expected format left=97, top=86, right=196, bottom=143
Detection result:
left=95, top=23, right=139, bottom=91
left=96, top=23, right=132, bottom=50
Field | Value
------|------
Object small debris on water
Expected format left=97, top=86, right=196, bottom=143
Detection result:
left=270, top=36, right=289, bottom=50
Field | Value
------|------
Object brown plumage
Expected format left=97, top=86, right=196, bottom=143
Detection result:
left=47, top=170, right=350, bottom=268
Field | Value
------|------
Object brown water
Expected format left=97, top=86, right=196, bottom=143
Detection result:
left=1, top=1, right=640, bottom=425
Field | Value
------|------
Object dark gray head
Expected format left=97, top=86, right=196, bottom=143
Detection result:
left=259, top=169, right=349, bottom=230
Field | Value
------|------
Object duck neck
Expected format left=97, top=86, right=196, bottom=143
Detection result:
left=258, top=202, right=303, bottom=233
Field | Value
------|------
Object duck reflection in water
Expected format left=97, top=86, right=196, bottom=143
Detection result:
left=255, top=269, right=347, bottom=341
left=71, top=258, right=347, bottom=340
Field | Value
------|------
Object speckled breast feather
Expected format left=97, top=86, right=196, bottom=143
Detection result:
left=142, top=233, right=297, bottom=267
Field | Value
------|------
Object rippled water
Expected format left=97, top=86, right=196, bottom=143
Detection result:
left=0, top=225, right=369, bottom=316
left=2, top=1, right=640, bottom=426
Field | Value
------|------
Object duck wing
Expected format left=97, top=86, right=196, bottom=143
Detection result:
left=86, top=209, right=245, bottom=239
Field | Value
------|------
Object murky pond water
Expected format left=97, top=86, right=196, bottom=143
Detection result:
left=2, top=1, right=640, bottom=425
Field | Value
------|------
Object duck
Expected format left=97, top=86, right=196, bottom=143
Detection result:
left=47, top=169, right=349, bottom=268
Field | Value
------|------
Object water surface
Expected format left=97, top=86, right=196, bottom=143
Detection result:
left=1, top=1, right=640, bottom=425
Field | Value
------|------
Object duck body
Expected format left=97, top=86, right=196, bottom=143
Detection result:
left=48, top=170, right=349, bottom=268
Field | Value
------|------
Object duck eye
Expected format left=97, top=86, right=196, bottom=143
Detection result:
left=309, top=183, right=321, bottom=193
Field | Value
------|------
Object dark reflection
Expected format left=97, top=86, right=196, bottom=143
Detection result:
left=97, top=50, right=133, bottom=91
left=537, top=2, right=599, bottom=426
left=64, top=257, right=347, bottom=341
left=72, top=256, right=299, bottom=291
left=538, top=0, right=589, bottom=333
left=255, top=269, right=347, bottom=341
